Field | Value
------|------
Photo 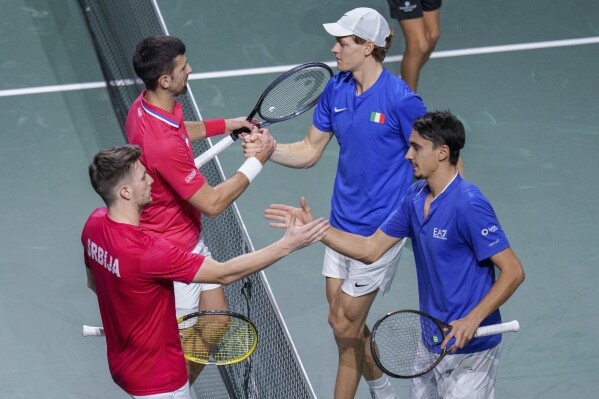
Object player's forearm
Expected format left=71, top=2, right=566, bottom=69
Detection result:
left=87, top=281, right=97, bottom=294
left=212, top=239, right=293, bottom=284
left=321, top=228, right=376, bottom=264
left=86, top=268, right=97, bottom=294
left=323, top=227, right=400, bottom=264
left=189, top=157, right=264, bottom=217
left=185, top=119, right=227, bottom=142
left=203, top=174, right=250, bottom=217
left=270, top=141, right=322, bottom=168
left=465, top=256, right=525, bottom=324
left=184, top=121, right=206, bottom=141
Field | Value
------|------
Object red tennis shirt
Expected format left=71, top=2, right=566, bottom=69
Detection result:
left=125, top=92, right=206, bottom=251
left=82, top=208, right=204, bottom=395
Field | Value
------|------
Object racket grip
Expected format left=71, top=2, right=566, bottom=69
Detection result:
left=474, top=320, right=520, bottom=337
left=231, top=126, right=251, bottom=139
left=83, top=325, right=105, bottom=337
left=194, top=134, right=236, bottom=169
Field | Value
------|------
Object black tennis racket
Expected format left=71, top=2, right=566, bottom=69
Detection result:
left=83, top=310, right=258, bottom=365
left=370, top=309, right=520, bottom=379
left=194, top=62, right=333, bottom=168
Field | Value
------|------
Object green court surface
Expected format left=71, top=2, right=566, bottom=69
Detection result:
left=1, top=0, right=598, bottom=397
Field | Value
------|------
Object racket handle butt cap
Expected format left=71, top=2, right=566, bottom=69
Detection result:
left=82, top=325, right=104, bottom=337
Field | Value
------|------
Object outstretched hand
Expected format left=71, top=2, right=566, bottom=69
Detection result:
left=265, top=197, right=316, bottom=228
left=282, top=210, right=328, bottom=251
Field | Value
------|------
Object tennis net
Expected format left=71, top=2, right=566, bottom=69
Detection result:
left=76, top=0, right=316, bottom=397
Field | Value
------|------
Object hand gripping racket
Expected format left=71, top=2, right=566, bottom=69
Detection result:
left=83, top=310, right=258, bottom=365
left=194, top=62, right=333, bottom=168
left=370, top=309, right=520, bottom=379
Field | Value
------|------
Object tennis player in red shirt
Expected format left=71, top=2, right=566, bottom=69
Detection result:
left=125, top=35, right=276, bottom=382
left=82, top=145, right=328, bottom=398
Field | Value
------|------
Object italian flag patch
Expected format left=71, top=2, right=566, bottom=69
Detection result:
left=370, top=112, right=385, bottom=124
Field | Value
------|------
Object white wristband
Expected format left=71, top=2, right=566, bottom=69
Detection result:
left=237, top=157, right=263, bottom=183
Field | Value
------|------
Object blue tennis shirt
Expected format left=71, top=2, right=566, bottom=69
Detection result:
left=380, top=174, right=511, bottom=353
left=313, top=69, right=426, bottom=235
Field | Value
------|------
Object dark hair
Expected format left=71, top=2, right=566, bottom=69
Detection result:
left=132, top=36, right=186, bottom=90
left=412, top=111, right=465, bottom=165
left=352, top=30, right=394, bottom=63
left=89, top=145, right=142, bottom=206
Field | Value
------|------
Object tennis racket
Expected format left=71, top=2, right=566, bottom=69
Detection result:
left=82, top=310, right=258, bottom=365
left=178, top=310, right=258, bottom=365
left=370, top=309, right=520, bottom=379
left=194, top=62, right=333, bottom=168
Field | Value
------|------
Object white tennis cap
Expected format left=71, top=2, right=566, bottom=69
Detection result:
left=323, top=7, right=390, bottom=47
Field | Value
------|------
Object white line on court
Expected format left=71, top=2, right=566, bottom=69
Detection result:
left=0, top=82, right=107, bottom=97
left=1, top=36, right=598, bottom=98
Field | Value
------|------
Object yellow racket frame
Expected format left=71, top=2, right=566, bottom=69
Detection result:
left=177, top=310, right=258, bottom=365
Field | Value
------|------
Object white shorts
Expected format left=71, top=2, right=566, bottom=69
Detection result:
left=322, top=239, right=405, bottom=297
left=174, top=233, right=220, bottom=320
left=410, top=344, right=501, bottom=399
left=130, top=381, right=191, bottom=399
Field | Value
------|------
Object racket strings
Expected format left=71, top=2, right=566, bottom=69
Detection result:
left=259, top=67, right=331, bottom=121
left=374, top=312, right=444, bottom=377
left=179, top=314, right=257, bottom=364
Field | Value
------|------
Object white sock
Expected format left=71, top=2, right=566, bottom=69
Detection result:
left=367, top=375, right=397, bottom=399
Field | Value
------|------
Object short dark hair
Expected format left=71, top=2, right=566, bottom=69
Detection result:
left=89, top=145, right=142, bottom=206
left=412, top=111, right=465, bottom=165
left=132, top=36, right=186, bottom=90
left=352, top=30, right=394, bottom=63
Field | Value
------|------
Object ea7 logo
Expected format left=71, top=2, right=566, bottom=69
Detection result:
left=481, top=225, right=498, bottom=236
left=433, top=228, right=447, bottom=240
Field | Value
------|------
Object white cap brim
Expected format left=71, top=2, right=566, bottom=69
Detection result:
left=323, top=22, right=354, bottom=38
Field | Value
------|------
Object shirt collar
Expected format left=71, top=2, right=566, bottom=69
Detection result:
left=140, top=90, right=182, bottom=128
left=417, top=172, right=462, bottom=203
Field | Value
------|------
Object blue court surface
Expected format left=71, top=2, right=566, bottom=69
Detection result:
left=1, top=0, right=598, bottom=397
